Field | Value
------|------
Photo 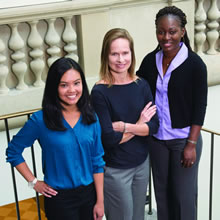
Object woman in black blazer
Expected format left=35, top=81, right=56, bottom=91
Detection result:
left=137, top=6, right=207, bottom=220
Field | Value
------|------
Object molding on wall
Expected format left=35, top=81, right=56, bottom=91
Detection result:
left=0, top=0, right=173, bottom=25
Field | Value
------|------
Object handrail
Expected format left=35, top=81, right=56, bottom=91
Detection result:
left=0, top=108, right=41, bottom=120
left=202, top=127, right=220, bottom=136
left=3, top=110, right=219, bottom=132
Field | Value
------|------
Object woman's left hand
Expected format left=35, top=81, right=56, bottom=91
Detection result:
left=181, top=143, right=196, bottom=168
left=34, top=180, right=58, bottom=197
left=93, top=202, right=104, bottom=220
left=138, top=102, right=157, bottom=124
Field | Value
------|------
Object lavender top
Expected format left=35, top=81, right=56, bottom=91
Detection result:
left=154, top=43, right=190, bottom=140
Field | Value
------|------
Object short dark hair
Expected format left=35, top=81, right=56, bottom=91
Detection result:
left=155, top=6, right=192, bottom=51
left=42, top=57, right=96, bottom=131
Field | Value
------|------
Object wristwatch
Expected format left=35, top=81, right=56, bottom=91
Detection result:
left=28, top=178, right=38, bottom=189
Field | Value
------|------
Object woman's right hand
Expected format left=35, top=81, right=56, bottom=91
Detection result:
left=138, top=101, right=157, bottom=124
left=34, top=180, right=58, bottom=197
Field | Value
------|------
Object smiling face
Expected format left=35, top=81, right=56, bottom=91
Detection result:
left=108, top=38, right=132, bottom=76
left=156, top=15, right=185, bottom=56
left=58, top=68, right=83, bottom=109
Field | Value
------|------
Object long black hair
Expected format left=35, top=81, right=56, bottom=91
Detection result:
left=155, top=6, right=192, bottom=52
left=42, top=57, right=96, bottom=131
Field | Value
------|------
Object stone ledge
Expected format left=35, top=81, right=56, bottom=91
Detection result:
left=0, top=0, right=164, bottom=24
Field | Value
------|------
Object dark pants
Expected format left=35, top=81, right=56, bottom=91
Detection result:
left=149, top=135, right=202, bottom=220
left=44, top=182, right=96, bottom=220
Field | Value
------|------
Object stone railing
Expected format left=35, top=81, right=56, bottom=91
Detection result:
left=0, top=9, right=78, bottom=95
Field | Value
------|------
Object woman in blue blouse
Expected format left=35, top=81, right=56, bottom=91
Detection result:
left=91, top=28, right=159, bottom=220
left=6, top=58, right=105, bottom=220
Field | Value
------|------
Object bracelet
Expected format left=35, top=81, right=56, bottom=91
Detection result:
left=187, top=139, right=197, bottom=145
left=28, top=177, right=38, bottom=189
left=123, top=122, right=126, bottom=133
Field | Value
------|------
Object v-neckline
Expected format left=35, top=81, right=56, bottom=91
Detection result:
left=63, top=114, right=81, bottom=129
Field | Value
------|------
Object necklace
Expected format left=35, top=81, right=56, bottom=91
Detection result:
left=163, top=59, right=172, bottom=67
left=163, top=62, right=170, bottom=67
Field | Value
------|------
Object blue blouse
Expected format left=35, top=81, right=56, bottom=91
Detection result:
left=6, top=110, right=105, bottom=190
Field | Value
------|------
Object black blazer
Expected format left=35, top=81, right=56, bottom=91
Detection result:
left=137, top=49, right=208, bottom=128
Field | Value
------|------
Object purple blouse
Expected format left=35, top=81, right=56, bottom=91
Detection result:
left=154, top=43, right=190, bottom=140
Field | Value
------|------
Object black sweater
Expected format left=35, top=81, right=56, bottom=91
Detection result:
left=137, top=50, right=208, bottom=128
left=91, top=78, right=159, bottom=169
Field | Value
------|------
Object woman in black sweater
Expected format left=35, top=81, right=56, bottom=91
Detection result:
left=91, top=28, right=159, bottom=220
left=137, top=6, right=208, bottom=220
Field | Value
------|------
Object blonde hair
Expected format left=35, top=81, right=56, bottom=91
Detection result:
left=100, top=28, right=136, bottom=85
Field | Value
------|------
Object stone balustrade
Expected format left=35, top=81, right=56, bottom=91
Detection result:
left=0, top=16, right=78, bottom=94
left=195, top=0, right=220, bottom=55
left=0, top=1, right=82, bottom=116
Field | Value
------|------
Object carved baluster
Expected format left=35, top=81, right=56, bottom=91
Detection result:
left=0, top=38, right=9, bottom=94
left=62, top=16, right=78, bottom=62
left=8, top=23, right=27, bottom=90
left=27, top=20, right=45, bottom=87
left=45, top=18, right=61, bottom=67
left=206, top=0, right=220, bottom=54
left=195, top=0, right=207, bottom=55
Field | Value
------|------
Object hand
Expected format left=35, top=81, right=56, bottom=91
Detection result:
left=181, top=143, right=196, bottom=168
left=34, top=180, right=58, bottom=197
left=138, top=102, right=156, bottom=124
left=112, top=121, right=125, bottom=133
left=93, top=202, right=104, bottom=220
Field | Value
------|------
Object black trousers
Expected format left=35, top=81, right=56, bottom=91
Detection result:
left=148, top=135, right=202, bottom=220
left=44, top=182, right=96, bottom=220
